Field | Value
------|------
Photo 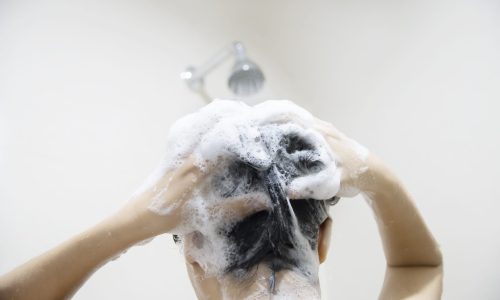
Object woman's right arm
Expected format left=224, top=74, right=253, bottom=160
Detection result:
left=0, top=156, right=205, bottom=300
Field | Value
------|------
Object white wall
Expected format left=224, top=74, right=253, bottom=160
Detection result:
left=257, top=1, right=500, bottom=299
left=1, top=1, right=499, bottom=299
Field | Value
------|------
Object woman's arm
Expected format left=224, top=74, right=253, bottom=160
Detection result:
left=363, top=156, right=442, bottom=267
left=0, top=212, right=156, bottom=300
left=0, top=156, right=204, bottom=300
left=364, top=155, right=443, bottom=299
left=315, top=119, right=443, bottom=299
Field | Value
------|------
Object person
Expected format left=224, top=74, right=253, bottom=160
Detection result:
left=0, top=114, right=443, bottom=299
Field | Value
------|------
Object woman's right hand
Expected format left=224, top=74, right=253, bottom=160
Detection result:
left=117, top=155, right=209, bottom=240
left=120, top=155, right=266, bottom=241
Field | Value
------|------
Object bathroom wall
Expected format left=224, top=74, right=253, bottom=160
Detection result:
left=0, top=1, right=297, bottom=299
left=1, top=0, right=499, bottom=299
left=256, top=1, right=500, bottom=299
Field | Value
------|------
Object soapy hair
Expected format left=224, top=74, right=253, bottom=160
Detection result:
left=174, top=131, right=339, bottom=278
left=221, top=132, right=338, bottom=275
left=223, top=180, right=338, bottom=275
left=160, top=98, right=347, bottom=285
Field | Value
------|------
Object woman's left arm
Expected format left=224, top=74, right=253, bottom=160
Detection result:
left=313, top=119, right=443, bottom=300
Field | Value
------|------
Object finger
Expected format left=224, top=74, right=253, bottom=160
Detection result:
left=177, top=155, right=213, bottom=183
left=312, top=117, right=345, bottom=140
left=286, top=187, right=303, bottom=200
left=336, top=182, right=361, bottom=198
left=206, top=195, right=269, bottom=221
left=286, top=185, right=324, bottom=200
left=177, top=155, right=200, bottom=175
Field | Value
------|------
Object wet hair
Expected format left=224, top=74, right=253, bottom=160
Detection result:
left=222, top=165, right=338, bottom=275
left=174, top=132, right=340, bottom=279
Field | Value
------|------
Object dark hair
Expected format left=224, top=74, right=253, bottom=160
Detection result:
left=223, top=164, right=338, bottom=275
left=173, top=132, right=339, bottom=281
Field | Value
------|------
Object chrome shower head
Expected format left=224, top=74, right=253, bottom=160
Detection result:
left=181, top=41, right=265, bottom=101
left=228, top=58, right=265, bottom=96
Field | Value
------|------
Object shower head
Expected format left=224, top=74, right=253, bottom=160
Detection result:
left=228, top=58, right=265, bottom=96
left=181, top=41, right=265, bottom=101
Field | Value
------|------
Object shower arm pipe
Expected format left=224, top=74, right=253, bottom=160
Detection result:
left=188, top=41, right=246, bottom=82
left=196, top=87, right=213, bottom=103
left=181, top=41, right=253, bottom=103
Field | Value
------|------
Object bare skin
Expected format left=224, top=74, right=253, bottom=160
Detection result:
left=0, top=156, right=206, bottom=300
left=316, top=119, right=443, bottom=299
left=183, top=119, right=443, bottom=299
left=0, top=119, right=443, bottom=299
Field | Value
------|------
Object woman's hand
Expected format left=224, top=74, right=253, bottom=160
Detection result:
left=116, top=155, right=209, bottom=241
left=264, top=103, right=375, bottom=198
left=312, top=118, right=375, bottom=197
left=118, top=156, right=269, bottom=242
left=312, top=118, right=443, bottom=299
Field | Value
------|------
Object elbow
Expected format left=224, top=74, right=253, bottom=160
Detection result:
left=387, top=245, right=443, bottom=268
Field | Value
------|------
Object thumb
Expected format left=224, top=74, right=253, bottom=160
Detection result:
left=286, top=169, right=342, bottom=200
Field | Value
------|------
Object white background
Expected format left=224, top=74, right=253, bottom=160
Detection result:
left=1, top=0, right=499, bottom=299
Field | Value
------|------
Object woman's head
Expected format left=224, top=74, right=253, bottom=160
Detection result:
left=176, top=130, right=338, bottom=299
left=180, top=197, right=335, bottom=299
left=156, top=100, right=342, bottom=298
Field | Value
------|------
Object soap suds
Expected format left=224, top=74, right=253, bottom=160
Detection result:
left=149, top=99, right=341, bottom=215
left=144, top=99, right=358, bottom=296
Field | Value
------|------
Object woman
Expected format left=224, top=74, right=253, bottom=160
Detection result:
left=0, top=106, right=443, bottom=299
